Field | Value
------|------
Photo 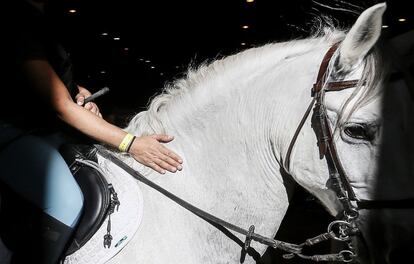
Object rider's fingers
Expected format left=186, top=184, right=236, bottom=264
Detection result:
left=163, top=156, right=182, bottom=170
left=158, top=153, right=182, bottom=170
left=147, top=160, right=166, bottom=174
left=152, top=134, right=174, bottom=143
left=85, top=102, right=94, bottom=111
left=153, top=157, right=177, bottom=173
left=159, top=146, right=183, bottom=164
left=86, top=103, right=100, bottom=116
left=91, top=104, right=99, bottom=115
left=76, top=95, right=85, bottom=106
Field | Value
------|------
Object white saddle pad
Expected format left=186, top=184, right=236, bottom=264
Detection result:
left=63, top=154, right=144, bottom=264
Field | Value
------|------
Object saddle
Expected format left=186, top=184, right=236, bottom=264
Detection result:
left=58, top=144, right=119, bottom=256
left=0, top=143, right=119, bottom=261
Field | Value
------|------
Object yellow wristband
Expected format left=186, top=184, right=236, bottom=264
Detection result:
left=119, top=133, right=135, bottom=152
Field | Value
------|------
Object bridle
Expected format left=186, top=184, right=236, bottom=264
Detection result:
left=95, top=42, right=414, bottom=263
left=286, top=42, right=414, bottom=211
left=284, top=42, right=414, bottom=261
left=285, top=42, right=361, bottom=219
left=282, top=42, right=363, bottom=262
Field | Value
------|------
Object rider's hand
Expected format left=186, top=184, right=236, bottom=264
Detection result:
left=129, top=134, right=183, bottom=174
left=75, top=86, right=102, bottom=118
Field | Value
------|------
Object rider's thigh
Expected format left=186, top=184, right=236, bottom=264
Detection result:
left=0, top=134, right=84, bottom=227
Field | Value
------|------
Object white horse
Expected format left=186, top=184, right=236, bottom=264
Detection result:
left=74, top=3, right=414, bottom=264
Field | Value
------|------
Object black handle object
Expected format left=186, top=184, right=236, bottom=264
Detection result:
left=83, top=87, right=110, bottom=105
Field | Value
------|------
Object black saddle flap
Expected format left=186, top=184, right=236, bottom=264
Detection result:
left=59, top=144, right=111, bottom=255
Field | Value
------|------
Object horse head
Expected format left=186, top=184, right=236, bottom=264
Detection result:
left=288, top=3, right=414, bottom=263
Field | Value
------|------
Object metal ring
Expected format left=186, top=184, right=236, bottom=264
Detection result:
left=339, top=250, right=356, bottom=263
left=344, top=208, right=359, bottom=220
left=327, top=220, right=352, bottom=241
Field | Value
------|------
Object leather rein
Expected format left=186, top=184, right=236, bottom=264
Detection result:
left=95, top=43, right=413, bottom=263
left=97, top=145, right=356, bottom=262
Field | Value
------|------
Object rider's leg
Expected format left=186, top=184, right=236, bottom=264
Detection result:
left=0, top=131, right=84, bottom=263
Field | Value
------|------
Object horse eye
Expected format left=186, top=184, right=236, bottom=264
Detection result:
left=344, top=124, right=374, bottom=141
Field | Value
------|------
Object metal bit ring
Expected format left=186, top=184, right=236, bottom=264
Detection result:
left=327, top=220, right=353, bottom=241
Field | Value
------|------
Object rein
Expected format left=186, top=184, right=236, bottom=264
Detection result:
left=96, top=145, right=355, bottom=262
left=96, top=146, right=301, bottom=254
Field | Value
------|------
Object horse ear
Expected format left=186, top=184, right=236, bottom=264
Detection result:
left=338, top=3, right=387, bottom=71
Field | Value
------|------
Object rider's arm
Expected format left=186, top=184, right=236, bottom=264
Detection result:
left=21, top=59, right=183, bottom=174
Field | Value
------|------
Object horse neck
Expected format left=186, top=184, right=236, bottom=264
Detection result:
left=130, top=39, right=332, bottom=173
left=123, top=39, right=335, bottom=237
left=107, top=40, right=349, bottom=264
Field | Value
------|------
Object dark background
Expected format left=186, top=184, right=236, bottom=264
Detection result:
left=46, top=0, right=412, bottom=126
left=0, top=1, right=411, bottom=263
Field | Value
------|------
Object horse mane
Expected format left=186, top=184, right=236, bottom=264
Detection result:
left=125, top=23, right=385, bottom=136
